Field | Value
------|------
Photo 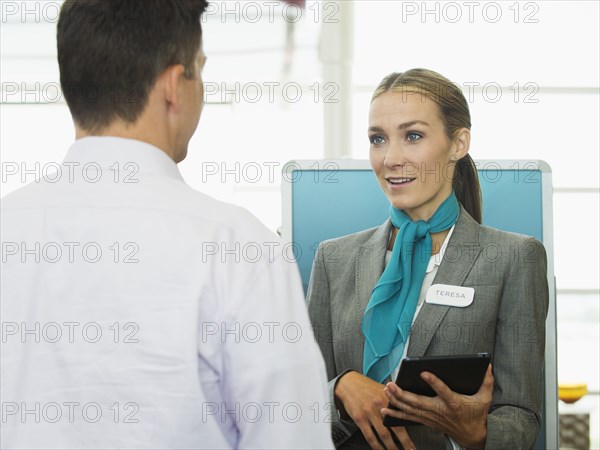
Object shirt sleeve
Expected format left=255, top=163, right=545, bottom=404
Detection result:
left=220, top=252, right=335, bottom=449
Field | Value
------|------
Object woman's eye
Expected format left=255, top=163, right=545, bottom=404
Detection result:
left=406, top=132, right=422, bottom=142
left=370, top=135, right=385, bottom=145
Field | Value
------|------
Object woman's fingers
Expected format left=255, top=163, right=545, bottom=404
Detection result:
left=385, top=382, right=430, bottom=412
left=373, top=421, right=399, bottom=450
left=477, top=365, right=494, bottom=399
left=420, top=371, right=454, bottom=404
left=384, top=382, right=452, bottom=428
left=355, top=422, right=385, bottom=450
left=390, top=426, right=417, bottom=450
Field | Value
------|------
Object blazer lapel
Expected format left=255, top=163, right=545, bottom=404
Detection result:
left=356, top=219, right=393, bottom=312
left=407, top=206, right=483, bottom=357
left=353, top=219, right=393, bottom=369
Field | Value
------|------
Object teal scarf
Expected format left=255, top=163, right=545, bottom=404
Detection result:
left=362, top=191, right=460, bottom=382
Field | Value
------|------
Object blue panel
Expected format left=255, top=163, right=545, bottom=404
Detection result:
left=479, top=170, right=543, bottom=241
left=291, top=170, right=389, bottom=289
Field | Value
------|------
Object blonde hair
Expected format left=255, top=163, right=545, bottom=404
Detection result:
left=372, top=68, right=482, bottom=223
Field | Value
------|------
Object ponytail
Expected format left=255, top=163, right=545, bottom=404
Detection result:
left=453, top=154, right=482, bottom=224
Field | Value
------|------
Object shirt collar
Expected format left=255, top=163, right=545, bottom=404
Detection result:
left=385, top=222, right=457, bottom=274
left=427, top=223, right=456, bottom=273
left=62, top=136, right=185, bottom=183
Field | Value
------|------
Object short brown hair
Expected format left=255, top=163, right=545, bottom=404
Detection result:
left=57, top=0, right=208, bottom=133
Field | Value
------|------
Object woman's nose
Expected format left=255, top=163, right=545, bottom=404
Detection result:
left=383, top=141, right=408, bottom=168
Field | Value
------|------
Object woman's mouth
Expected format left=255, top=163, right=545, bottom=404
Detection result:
left=386, top=177, right=416, bottom=187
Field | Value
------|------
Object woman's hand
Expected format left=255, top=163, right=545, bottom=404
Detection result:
left=335, top=371, right=416, bottom=450
left=382, top=364, right=494, bottom=449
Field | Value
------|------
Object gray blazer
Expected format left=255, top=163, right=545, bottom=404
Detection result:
left=307, top=206, right=549, bottom=450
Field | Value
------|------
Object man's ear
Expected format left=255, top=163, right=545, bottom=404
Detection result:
left=452, top=127, right=471, bottom=161
left=161, top=64, right=186, bottom=113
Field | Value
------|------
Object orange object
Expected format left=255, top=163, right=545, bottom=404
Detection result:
left=558, top=384, right=588, bottom=404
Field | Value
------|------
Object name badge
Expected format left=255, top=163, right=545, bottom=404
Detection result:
left=426, top=284, right=474, bottom=307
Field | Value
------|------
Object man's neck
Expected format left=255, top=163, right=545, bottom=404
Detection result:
left=75, top=122, right=175, bottom=161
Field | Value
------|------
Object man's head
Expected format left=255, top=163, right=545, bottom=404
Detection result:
left=57, top=0, right=208, bottom=162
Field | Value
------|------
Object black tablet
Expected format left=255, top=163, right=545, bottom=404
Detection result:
left=382, top=352, right=491, bottom=428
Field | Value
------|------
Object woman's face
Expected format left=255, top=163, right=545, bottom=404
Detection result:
left=368, top=90, right=468, bottom=222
